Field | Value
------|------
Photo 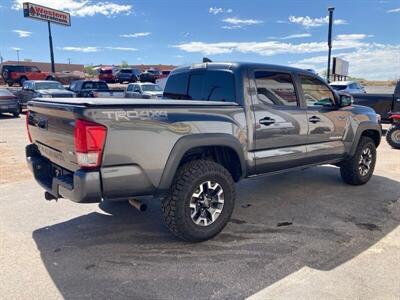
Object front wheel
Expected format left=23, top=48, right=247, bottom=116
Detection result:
left=340, top=136, right=377, bottom=185
left=386, top=125, right=400, bottom=149
left=161, top=159, right=235, bottom=242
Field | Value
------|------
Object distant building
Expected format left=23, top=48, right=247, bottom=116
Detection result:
left=0, top=60, right=85, bottom=73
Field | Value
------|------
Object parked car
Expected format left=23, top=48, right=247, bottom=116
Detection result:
left=0, top=89, right=20, bottom=117
left=352, top=80, right=400, bottom=123
left=68, top=80, right=124, bottom=98
left=98, top=68, right=116, bottom=83
left=125, top=82, right=163, bottom=99
left=139, top=69, right=162, bottom=83
left=26, top=61, right=381, bottom=242
left=16, top=80, right=75, bottom=110
left=0, top=65, right=54, bottom=86
left=330, top=81, right=366, bottom=94
left=116, top=68, right=140, bottom=83
left=156, top=70, right=173, bottom=89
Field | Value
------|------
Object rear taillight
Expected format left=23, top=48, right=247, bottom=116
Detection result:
left=26, top=111, right=32, bottom=143
left=74, top=119, right=107, bottom=168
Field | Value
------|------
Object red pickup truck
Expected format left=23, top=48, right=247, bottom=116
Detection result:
left=1, top=64, right=54, bottom=86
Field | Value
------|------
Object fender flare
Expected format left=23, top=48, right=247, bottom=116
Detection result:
left=157, top=133, right=246, bottom=191
left=349, top=121, right=381, bottom=156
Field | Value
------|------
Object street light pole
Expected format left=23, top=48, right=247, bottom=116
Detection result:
left=16, top=49, right=20, bottom=63
left=48, top=21, right=55, bottom=73
left=327, top=7, right=334, bottom=82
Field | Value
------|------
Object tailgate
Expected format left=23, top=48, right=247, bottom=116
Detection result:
left=93, top=90, right=125, bottom=98
left=27, top=102, right=82, bottom=172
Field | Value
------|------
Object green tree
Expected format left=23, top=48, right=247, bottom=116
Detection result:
left=120, top=60, right=129, bottom=68
left=84, top=65, right=97, bottom=77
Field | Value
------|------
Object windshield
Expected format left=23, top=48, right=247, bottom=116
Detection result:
left=330, top=85, right=347, bottom=91
left=142, top=84, right=162, bottom=92
left=35, top=82, right=64, bottom=90
left=0, top=89, right=15, bottom=97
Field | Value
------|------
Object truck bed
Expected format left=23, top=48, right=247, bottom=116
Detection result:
left=29, top=97, right=239, bottom=106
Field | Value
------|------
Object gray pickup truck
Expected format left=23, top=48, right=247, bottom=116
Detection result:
left=26, top=62, right=381, bottom=242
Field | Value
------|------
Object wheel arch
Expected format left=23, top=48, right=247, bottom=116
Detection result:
left=157, top=134, right=246, bottom=192
left=349, top=122, right=381, bottom=156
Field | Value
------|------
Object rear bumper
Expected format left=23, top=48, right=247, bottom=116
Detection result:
left=26, top=144, right=102, bottom=203
left=0, top=102, right=19, bottom=112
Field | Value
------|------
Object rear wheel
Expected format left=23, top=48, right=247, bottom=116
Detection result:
left=46, top=76, right=55, bottom=81
left=12, top=111, right=20, bottom=118
left=340, top=136, right=376, bottom=185
left=19, top=77, right=27, bottom=86
left=386, top=125, right=400, bottom=149
left=7, top=82, right=13, bottom=87
left=161, top=159, right=235, bottom=242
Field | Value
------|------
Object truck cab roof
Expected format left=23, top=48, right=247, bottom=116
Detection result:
left=171, top=61, right=315, bottom=76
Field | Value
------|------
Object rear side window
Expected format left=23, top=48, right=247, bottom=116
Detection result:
left=164, top=73, right=189, bottom=99
left=83, top=82, right=108, bottom=90
left=164, top=70, right=235, bottom=102
left=5, top=66, right=25, bottom=72
left=255, top=71, right=298, bottom=106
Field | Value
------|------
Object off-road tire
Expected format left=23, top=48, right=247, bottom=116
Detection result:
left=340, top=136, right=376, bottom=185
left=19, top=77, right=27, bottom=86
left=386, top=125, right=400, bottom=149
left=161, top=159, right=235, bottom=242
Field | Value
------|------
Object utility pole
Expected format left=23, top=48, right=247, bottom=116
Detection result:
left=326, top=7, right=334, bottom=82
left=68, top=58, right=71, bottom=64
left=16, top=49, right=20, bottom=63
left=48, top=21, right=55, bottom=73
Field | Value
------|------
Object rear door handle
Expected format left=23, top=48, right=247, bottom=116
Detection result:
left=259, top=117, right=276, bottom=126
left=308, top=116, right=321, bottom=123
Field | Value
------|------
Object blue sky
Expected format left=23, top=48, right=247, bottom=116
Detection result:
left=0, top=0, right=399, bottom=79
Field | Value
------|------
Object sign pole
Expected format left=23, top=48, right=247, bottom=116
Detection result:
left=327, top=7, right=334, bottom=82
left=48, top=21, right=55, bottom=73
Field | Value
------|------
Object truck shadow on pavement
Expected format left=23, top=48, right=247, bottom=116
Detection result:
left=32, top=166, right=400, bottom=300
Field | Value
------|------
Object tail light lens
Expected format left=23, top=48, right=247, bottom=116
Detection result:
left=74, top=119, right=107, bottom=168
left=26, top=111, right=32, bottom=143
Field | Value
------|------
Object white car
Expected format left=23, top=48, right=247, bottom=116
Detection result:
left=330, top=81, right=366, bottom=94
left=125, top=82, right=163, bottom=99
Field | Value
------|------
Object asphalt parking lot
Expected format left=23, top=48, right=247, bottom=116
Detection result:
left=0, top=114, right=399, bottom=299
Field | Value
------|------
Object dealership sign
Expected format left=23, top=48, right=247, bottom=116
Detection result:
left=332, top=57, right=349, bottom=76
left=23, top=2, right=71, bottom=26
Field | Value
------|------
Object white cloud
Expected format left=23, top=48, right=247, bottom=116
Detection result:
left=105, top=47, right=137, bottom=51
left=223, top=17, right=263, bottom=26
left=173, top=37, right=366, bottom=56
left=387, top=7, right=400, bottom=13
left=280, top=33, right=311, bottom=40
left=59, top=46, right=137, bottom=52
left=120, top=32, right=151, bottom=38
left=209, top=7, right=232, bottom=15
left=292, top=44, right=400, bottom=80
left=13, top=30, right=32, bottom=38
left=59, top=46, right=101, bottom=53
left=12, top=0, right=132, bottom=17
left=288, top=15, right=347, bottom=27
left=335, top=34, right=370, bottom=41
left=11, top=47, right=22, bottom=51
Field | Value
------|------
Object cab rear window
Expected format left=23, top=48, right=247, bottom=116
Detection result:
left=164, top=70, right=236, bottom=102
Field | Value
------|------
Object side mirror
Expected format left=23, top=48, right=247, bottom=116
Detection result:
left=339, top=94, right=353, bottom=107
